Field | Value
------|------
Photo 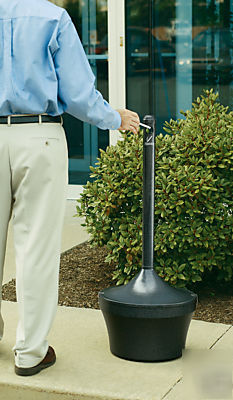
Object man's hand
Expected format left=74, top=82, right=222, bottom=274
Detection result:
left=116, top=109, right=140, bottom=135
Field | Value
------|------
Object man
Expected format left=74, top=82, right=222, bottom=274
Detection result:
left=0, top=0, right=140, bottom=376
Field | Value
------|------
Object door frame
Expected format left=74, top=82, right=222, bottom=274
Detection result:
left=108, top=0, right=126, bottom=146
left=67, top=0, right=126, bottom=199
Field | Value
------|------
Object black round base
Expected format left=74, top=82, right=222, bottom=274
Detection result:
left=100, top=307, right=193, bottom=362
left=98, top=269, right=197, bottom=362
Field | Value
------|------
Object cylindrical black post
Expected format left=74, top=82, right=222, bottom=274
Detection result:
left=142, top=115, right=155, bottom=269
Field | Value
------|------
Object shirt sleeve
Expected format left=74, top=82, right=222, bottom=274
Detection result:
left=53, top=10, right=121, bottom=131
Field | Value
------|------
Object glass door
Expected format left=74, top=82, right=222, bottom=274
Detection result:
left=125, top=0, right=233, bottom=134
left=50, top=0, right=109, bottom=185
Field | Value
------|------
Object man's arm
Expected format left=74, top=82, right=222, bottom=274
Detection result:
left=53, top=10, right=139, bottom=134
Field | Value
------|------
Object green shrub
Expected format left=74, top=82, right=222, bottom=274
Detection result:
left=75, top=89, right=233, bottom=287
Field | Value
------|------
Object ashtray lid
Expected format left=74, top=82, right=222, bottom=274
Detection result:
left=99, top=269, right=197, bottom=318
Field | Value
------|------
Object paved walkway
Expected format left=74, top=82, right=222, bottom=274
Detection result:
left=1, top=201, right=232, bottom=399
left=0, top=301, right=232, bottom=400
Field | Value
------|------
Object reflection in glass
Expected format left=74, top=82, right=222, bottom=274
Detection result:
left=126, top=0, right=233, bottom=133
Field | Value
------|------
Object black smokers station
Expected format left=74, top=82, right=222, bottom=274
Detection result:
left=98, top=115, right=198, bottom=362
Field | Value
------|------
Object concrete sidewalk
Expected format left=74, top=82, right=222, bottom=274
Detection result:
left=3, top=199, right=90, bottom=284
left=0, top=301, right=232, bottom=400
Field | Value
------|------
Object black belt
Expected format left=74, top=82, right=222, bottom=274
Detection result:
left=0, top=114, right=62, bottom=124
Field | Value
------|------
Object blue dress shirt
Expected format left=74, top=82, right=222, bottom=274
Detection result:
left=0, top=0, right=121, bottom=130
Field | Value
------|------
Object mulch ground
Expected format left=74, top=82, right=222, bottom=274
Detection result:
left=2, top=241, right=233, bottom=325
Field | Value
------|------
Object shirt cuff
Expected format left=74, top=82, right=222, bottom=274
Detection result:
left=110, top=110, right=121, bottom=130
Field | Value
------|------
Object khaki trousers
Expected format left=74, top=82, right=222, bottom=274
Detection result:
left=0, top=119, right=68, bottom=368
